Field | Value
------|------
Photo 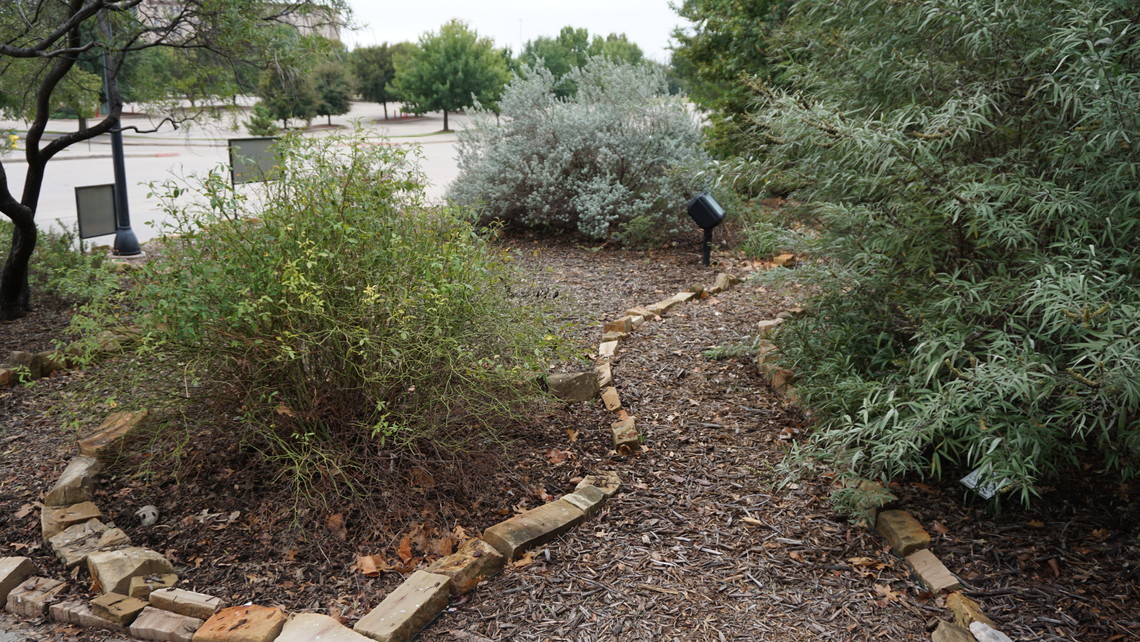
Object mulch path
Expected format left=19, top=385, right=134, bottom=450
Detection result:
left=0, top=236, right=1136, bottom=641
left=0, top=292, right=76, bottom=355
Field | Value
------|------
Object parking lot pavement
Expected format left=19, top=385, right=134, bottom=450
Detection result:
left=1, top=101, right=468, bottom=244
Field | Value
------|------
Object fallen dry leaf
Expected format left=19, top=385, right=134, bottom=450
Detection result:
left=326, top=513, right=347, bottom=541
left=13, top=503, right=34, bottom=519
left=566, top=428, right=579, bottom=443
left=430, top=534, right=456, bottom=558
left=452, top=524, right=469, bottom=541
left=873, top=584, right=903, bottom=604
left=512, top=551, right=536, bottom=568
left=396, top=535, right=414, bottom=562
left=355, top=554, right=391, bottom=577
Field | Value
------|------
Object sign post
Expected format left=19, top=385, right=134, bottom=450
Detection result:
left=228, top=137, right=280, bottom=185
left=75, top=184, right=118, bottom=240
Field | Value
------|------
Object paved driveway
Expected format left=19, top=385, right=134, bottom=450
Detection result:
left=0, top=102, right=466, bottom=244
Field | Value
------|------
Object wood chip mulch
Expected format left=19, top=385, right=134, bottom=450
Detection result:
left=0, top=235, right=1136, bottom=641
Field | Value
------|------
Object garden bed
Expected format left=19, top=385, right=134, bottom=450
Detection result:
left=0, top=236, right=1135, bottom=641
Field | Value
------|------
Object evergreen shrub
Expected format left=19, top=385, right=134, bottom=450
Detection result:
left=735, top=0, right=1140, bottom=505
left=448, top=58, right=710, bottom=242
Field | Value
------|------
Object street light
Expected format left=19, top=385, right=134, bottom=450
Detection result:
left=687, top=191, right=726, bottom=267
left=99, top=13, right=141, bottom=256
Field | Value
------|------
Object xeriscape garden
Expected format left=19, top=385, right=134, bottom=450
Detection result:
left=2, top=1, right=1139, bottom=641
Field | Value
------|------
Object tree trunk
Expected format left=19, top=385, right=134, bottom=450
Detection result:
left=382, top=101, right=388, bottom=120
left=443, top=109, right=449, bottom=132
left=0, top=214, right=36, bottom=320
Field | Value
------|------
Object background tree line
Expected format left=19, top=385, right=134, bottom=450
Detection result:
left=251, top=20, right=651, bottom=133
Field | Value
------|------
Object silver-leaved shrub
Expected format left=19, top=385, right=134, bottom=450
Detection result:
left=448, top=58, right=708, bottom=242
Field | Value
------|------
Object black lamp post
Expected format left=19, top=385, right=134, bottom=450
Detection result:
left=99, top=14, right=141, bottom=256
left=687, top=191, right=726, bottom=266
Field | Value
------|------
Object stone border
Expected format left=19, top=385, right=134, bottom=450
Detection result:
left=872, top=506, right=1014, bottom=642
left=1, top=251, right=147, bottom=389
left=1, top=330, right=131, bottom=389
left=5, top=403, right=623, bottom=642
left=745, top=267, right=1017, bottom=642
left=4, top=261, right=1015, bottom=642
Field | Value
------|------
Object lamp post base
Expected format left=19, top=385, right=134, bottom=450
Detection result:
left=112, top=228, right=142, bottom=257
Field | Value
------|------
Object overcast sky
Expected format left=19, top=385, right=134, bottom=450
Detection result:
left=343, top=1, right=684, bottom=62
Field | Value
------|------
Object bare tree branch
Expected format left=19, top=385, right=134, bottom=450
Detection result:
left=0, top=0, right=140, bottom=59
left=119, top=116, right=179, bottom=135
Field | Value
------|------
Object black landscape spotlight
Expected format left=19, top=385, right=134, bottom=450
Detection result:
left=687, top=191, right=725, bottom=266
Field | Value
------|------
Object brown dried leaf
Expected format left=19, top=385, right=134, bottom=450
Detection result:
left=512, top=551, right=536, bottom=568
left=566, top=429, right=579, bottom=443
left=873, top=584, right=903, bottom=604
left=326, top=513, right=346, bottom=541
left=13, top=503, right=34, bottom=519
left=452, top=524, right=469, bottom=541
left=274, top=404, right=295, bottom=417
left=396, top=534, right=413, bottom=562
left=355, top=554, right=390, bottom=577
left=546, top=449, right=567, bottom=464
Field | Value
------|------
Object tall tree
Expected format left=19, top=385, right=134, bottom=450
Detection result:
left=670, top=0, right=790, bottom=154
left=259, top=63, right=320, bottom=127
left=349, top=42, right=410, bottom=120
left=391, top=19, right=509, bottom=132
left=0, top=0, right=346, bottom=320
left=520, top=27, right=645, bottom=97
left=313, top=60, right=353, bottom=126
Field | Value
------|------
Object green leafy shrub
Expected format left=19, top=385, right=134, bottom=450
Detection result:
left=122, top=132, right=558, bottom=500
left=0, top=218, right=116, bottom=304
left=735, top=0, right=1140, bottom=505
left=448, top=58, right=709, bottom=242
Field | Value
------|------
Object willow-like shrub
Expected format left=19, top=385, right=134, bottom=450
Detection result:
left=732, top=0, right=1140, bottom=506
